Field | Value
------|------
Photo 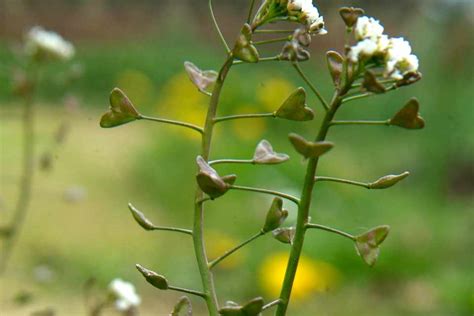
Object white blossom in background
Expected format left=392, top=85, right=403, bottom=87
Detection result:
left=108, top=278, right=141, bottom=311
left=354, top=16, right=384, bottom=40
left=287, top=0, right=326, bottom=34
left=25, top=26, right=75, bottom=61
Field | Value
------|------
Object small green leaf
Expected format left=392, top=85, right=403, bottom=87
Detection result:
left=184, top=61, right=218, bottom=95
left=369, top=172, right=410, bottom=189
left=326, top=51, right=344, bottom=87
left=233, top=24, right=259, bottom=63
left=272, top=227, right=296, bottom=244
left=390, top=98, right=425, bottom=129
left=339, top=7, right=365, bottom=28
left=136, top=264, right=169, bottom=290
left=100, top=88, right=140, bottom=128
left=242, top=297, right=264, bottom=315
left=262, top=198, right=288, bottom=233
left=196, top=156, right=234, bottom=199
left=275, top=88, right=314, bottom=121
left=362, top=71, right=386, bottom=94
left=253, top=140, right=289, bottom=165
left=288, top=133, right=334, bottom=159
left=171, top=296, right=192, bottom=316
left=128, top=203, right=155, bottom=230
left=355, top=225, right=390, bottom=267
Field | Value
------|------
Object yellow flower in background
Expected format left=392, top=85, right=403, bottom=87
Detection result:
left=116, top=69, right=154, bottom=108
left=206, top=231, right=246, bottom=270
left=259, top=252, right=340, bottom=301
left=258, top=78, right=295, bottom=112
left=157, top=73, right=208, bottom=139
left=232, top=105, right=266, bottom=141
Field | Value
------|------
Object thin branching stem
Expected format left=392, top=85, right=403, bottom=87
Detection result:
left=213, top=112, right=275, bottom=123
left=315, top=176, right=369, bottom=189
left=209, top=0, right=231, bottom=53
left=253, top=36, right=291, bottom=45
left=233, top=55, right=282, bottom=65
left=306, top=223, right=356, bottom=241
left=247, top=0, right=257, bottom=24
left=229, top=185, right=300, bottom=205
left=139, top=115, right=204, bottom=134
left=208, top=231, right=264, bottom=269
left=168, top=285, right=207, bottom=299
left=292, top=62, right=330, bottom=111
left=209, top=159, right=255, bottom=166
left=262, top=299, right=282, bottom=311
left=330, top=120, right=390, bottom=127
left=149, top=226, right=193, bottom=236
left=254, top=29, right=294, bottom=34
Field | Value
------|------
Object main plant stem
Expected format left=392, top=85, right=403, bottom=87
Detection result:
left=193, top=56, right=233, bottom=315
left=0, top=68, right=37, bottom=274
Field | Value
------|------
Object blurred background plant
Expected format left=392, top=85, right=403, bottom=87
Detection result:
left=0, top=0, right=473, bottom=315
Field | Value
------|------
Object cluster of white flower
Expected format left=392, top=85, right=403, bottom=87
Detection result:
left=348, top=16, right=419, bottom=80
left=287, top=0, right=326, bottom=34
left=108, top=278, right=141, bottom=311
left=25, top=26, right=75, bottom=61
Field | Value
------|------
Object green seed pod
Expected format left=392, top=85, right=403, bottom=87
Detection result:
left=233, top=24, right=259, bottom=63
left=128, top=203, right=155, bottom=231
left=242, top=297, right=264, bottom=315
left=171, top=296, right=192, bottom=316
left=326, top=51, right=344, bottom=88
left=275, top=88, right=314, bottom=121
left=368, top=172, right=410, bottom=189
left=362, top=71, right=386, bottom=94
left=339, top=7, right=365, bottom=28
left=288, top=133, right=334, bottom=159
left=272, top=227, right=296, bottom=244
left=253, top=140, right=289, bottom=165
left=355, top=225, right=390, bottom=267
left=196, top=156, right=234, bottom=199
left=100, top=88, right=140, bottom=128
left=136, top=264, right=169, bottom=290
left=280, top=40, right=310, bottom=62
left=184, top=61, right=218, bottom=95
left=262, top=198, right=288, bottom=233
left=390, top=98, right=425, bottom=129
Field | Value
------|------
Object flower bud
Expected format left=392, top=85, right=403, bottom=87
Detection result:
left=128, top=203, right=155, bottom=231
left=170, top=296, right=192, bottom=316
left=368, top=172, right=410, bottom=189
left=135, top=264, right=169, bottom=290
left=253, top=140, right=289, bottom=165
left=100, top=88, right=140, bottom=128
left=355, top=225, right=390, bottom=266
left=389, top=98, right=425, bottom=130
left=326, top=51, right=344, bottom=87
left=339, top=7, right=365, bottom=28
left=196, top=156, right=234, bottom=199
left=233, top=24, right=259, bottom=63
left=362, top=71, right=386, bottom=94
left=262, top=198, right=288, bottom=233
left=272, top=227, right=296, bottom=244
left=184, top=61, right=218, bottom=95
left=275, top=88, right=314, bottom=121
left=288, top=133, right=334, bottom=159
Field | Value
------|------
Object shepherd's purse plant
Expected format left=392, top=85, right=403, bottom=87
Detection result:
left=99, top=1, right=424, bottom=315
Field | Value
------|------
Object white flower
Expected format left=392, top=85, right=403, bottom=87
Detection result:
left=287, top=0, right=326, bottom=34
left=348, top=35, right=389, bottom=62
left=108, top=278, right=141, bottom=311
left=354, top=16, right=384, bottom=40
left=25, top=26, right=75, bottom=61
left=387, top=37, right=412, bottom=61
left=385, top=37, right=419, bottom=79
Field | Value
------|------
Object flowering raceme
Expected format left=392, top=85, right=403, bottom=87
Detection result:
left=287, top=0, right=326, bottom=33
left=25, top=26, right=75, bottom=61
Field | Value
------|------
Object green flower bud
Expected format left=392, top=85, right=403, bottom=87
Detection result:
left=100, top=88, right=140, bottom=128
left=389, top=98, right=425, bottom=129
left=275, top=88, right=314, bottom=121
left=136, top=264, right=169, bottom=290
left=288, top=133, right=334, bottom=159
left=233, top=24, right=259, bottom=63
left=262, top=198, right=288, bottom=233
left=253, top=140, right=289, bottom=165
left=355, top=225, right=390, bottom=267
left=368, top=172, right=410, bottom=189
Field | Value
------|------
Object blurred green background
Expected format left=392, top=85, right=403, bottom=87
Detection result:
left=0, top=0, right=473, bottom=315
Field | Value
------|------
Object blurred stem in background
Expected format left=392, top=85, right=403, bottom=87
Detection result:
left=0, top=63, right=39, bottom=274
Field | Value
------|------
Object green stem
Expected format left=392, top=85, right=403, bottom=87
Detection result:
left=341, top=92, right=373, bottom=104
left=233, top=55, right=282, bottom=65
left=0, top=65, right=38, bottom=274
left=209, top=0, right=230, bottom=53
left=168, top=285, right=206, bottom=298
left=330, top=120, right=390, bottom=127
left=254, top=29, right=294, bottom=34
left=149, top=226, right=193, bottom=236
left=193, top=56, right=234, bottom=316
left=305, top=223, right=356, bottom=241
left=292, top=63, right=329, bottom=111
left=262, top=299, right=282, bottom=311
left=253, top=36, right=291, bottom=45
left=315, top=176, right=370, bottom=189
left=208, top=231, right=264, bottom=269
left=209, top=159, right=255, bottom=166
left=229, top=185, right=300, bottom=205
left=247, top=0, right=257, bottom=24
left=213, top=112, right=276, bottom=123
left=139, top=115, right=204, bottom=134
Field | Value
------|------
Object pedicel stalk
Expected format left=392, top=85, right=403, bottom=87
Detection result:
left=99, top=1, right=424, bottom=315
